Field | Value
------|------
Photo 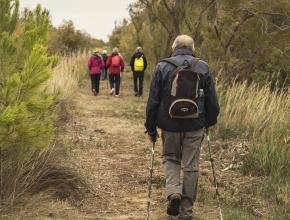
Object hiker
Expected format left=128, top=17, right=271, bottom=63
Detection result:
left=130, top=46, right=147, bottom=96
left=88, top=49, right=104, bottom=96
left=101, top=50, right=108, bottom=80
left=145, top=35, right=220, bottom=220
left=106, top=47, right=125, bottom=97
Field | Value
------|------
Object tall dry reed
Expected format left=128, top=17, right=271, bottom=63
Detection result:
left=215, top=79, right=290, bottom=203
left=48, top=51, right=88, bottom=98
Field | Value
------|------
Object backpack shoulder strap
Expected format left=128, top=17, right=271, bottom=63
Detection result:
left=160, top=58, right=181, bottom=67
left=135, top=55, right=143, bottom=60
left=191, top=58, right=200, bottom=70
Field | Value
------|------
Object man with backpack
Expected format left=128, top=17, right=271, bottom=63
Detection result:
left=88, top=49, right=104, bottom=96
left=145, top=35, right=220, bottom=220
left=130, top=46, right=147, bottom=96
left=106, top=47, right=125, bottom=97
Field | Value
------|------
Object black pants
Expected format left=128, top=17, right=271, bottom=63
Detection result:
left=90, top=74, right=101, bottom=93
left=109, top=74, right=121, bottom=95
left=133, top=71, right=144, bottom=96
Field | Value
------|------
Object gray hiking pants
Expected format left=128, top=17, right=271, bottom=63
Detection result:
left=161, top=129, right=204, bottom=217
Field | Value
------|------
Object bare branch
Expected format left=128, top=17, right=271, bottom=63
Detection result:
left=224, top=13, right=255, bottom=54
left=194, top=0, right=217, bottom=41
left=162, top=0, right=172, bottom=13
left=140, top=0, right=171, bottom=34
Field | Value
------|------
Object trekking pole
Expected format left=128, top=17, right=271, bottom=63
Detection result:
left=146, top=142, right=155, bottom=220
left=206, top=129, right=223, bottom=220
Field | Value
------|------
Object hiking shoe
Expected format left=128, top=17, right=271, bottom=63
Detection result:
left=167, top=193, right=181, bottom=216
left=115, top=94, right=119, bottom=97
left=109, top=88, right=115, bottom=95
left=92, top=89, right=97, bottom=96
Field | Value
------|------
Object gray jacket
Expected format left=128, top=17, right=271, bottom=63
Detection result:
left=145, top=48, right=220, bottom=132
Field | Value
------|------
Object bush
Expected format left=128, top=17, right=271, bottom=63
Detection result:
left=0, top=1, right=56, bottom=203
left=0, top=44, right=56, bottom=155
left=0, top=1, right=87, bottom=206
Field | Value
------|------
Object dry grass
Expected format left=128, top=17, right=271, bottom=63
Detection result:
left=215, top=79, right=290, bottom=205
left=48, top=51, right=88, bottom=98
left=216, top=80, right=289, bottom=139
left=1, top=143, right=88, bottom=207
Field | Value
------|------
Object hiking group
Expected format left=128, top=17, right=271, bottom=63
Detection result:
left=88, top=34, right=220, bottom=220
left=87, top=46, right=147, bottom=97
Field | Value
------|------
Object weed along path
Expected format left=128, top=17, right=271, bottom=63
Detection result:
left=11, top=73, right=269, bottom=219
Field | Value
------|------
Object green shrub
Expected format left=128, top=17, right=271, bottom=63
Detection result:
left=0, top=44, right=56, bottom=155
left=0, top=0, right=57, bottom=204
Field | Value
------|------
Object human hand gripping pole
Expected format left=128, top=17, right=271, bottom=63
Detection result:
left=206, top=128, right=223, bottom=220
left=146, top=130, right=159, bottom=143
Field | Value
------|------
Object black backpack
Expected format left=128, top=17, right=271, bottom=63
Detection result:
left=161, top=58, right=204, bottom=119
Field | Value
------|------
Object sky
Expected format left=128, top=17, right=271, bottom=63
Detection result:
left=20, top=0, right=136, bottom=42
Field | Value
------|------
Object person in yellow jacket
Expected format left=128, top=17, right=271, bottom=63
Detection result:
left=130, top=47, right=148, bottom=96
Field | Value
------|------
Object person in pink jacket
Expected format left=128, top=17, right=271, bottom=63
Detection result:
left=88, top=50, right=104, bottom=96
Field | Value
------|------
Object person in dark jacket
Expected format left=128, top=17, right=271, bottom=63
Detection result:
left=106, top=47, right=125, bottom=97
left=145, top=35, right=220, bottom=220
left=101, top=50, right=108, bottom=80
left=130, top=46, right=147, bottom=96
left=88, top=50, right=104, bottom=96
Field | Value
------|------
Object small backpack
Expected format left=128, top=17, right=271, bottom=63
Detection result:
left=111, top=55, right=121, bottom=67
left=134, top=55, right=144, bottom=71
left=162, top=58, right=203, bottom=119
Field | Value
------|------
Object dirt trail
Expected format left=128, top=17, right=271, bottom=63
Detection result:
left=56, top=74, right=221, bottom=220
left=10, top=73, right=268, bottom=220
left=63, top=74, right=221, bottom=220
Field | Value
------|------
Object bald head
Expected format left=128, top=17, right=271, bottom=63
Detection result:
left=136, top=46, right=142, bottom=53
left=172, top=35, right=195, bottom=51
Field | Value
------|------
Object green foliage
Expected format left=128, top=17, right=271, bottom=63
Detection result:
left=0, top=0, right=57, bottom=203
left=111, top=0, right=290, bottom=88
left=21, top=5, right=51, bottom=53
left=0, top=0, right=19, bottom=34
left=48, top=20, right=106, bottom=54
left=0, top=32, right=17, bottom=76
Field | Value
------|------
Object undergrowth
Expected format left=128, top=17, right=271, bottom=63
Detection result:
left=215, top=79, right=290, bottom=205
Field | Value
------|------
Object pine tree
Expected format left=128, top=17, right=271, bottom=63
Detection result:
left=0, top=0, right=57, bottom=202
